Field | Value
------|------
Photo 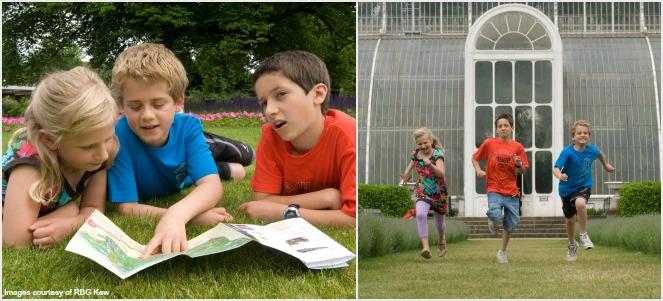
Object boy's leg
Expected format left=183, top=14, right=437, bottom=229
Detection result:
left=486, top=192, right=503, bottom=234
left=416, top=201, right=432, bottom=258
left=575, top=197, right=588, bottom=233
left=561, top=196, right=578, bottom=245
left=568, top=187, right=593, bottom=249
left=204, top=131, right=255, bottom=180
left=501, top=195, right=521, bottom=252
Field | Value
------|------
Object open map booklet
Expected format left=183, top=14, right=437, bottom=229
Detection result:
left=65, top=210, right=355, bottom=279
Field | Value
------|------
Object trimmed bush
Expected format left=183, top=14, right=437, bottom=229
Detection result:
left=358, top=184, right=412, bottom=218
left=618, top=181, right=660, bottom=217
left=586, top=214, right=660, bottom=254
left=358, top=212, right=469, bottom=259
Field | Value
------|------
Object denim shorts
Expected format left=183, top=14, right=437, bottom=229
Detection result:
left=486, top=192, right=521, bottom=233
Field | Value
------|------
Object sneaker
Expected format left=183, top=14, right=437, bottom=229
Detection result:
left=497, top=250, right=508, bottom=263
left=402, top=209, right=416, bottom=220
left=567, top=243, right=578, bottom=262
left=579, top=233, right=594, bottom=249
left=438, top=240, right=447, bottom=257
left=488, top=219, right=500, bottom=234
left=421, top=249, right=432, bottom=259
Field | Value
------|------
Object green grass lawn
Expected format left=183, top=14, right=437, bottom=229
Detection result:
left=2, top=125, right=356, bottom=299
left=358, top=239, right=660, bottom=299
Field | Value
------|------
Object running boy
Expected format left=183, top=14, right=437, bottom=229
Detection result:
left=553, top=120, right=615, bottom=261
left=108, top=43, right=247, bottom=257
left=472, top=113, right=528, bottom=263
left=238, top=51, right=356, bottom=227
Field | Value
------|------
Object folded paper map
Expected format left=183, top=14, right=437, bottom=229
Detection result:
left=65, top=210, right=355, bottom=279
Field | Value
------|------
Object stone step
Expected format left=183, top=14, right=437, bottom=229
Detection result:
left=449, top=216, right=571, bottom=239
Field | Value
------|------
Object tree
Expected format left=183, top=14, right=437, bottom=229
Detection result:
left=2, top=2, right=356, bottom=98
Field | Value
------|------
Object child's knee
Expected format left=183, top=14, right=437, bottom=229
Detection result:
left=228, top=163, right=246, bottom=180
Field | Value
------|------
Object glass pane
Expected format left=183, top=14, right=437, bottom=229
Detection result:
left=495, top=61, right=512, bottom=104
left=475, top=159, right=487, bottom=194
left=475, top=61, right=492, bottom=104
left=515, top=61, right=532, bottom=103
left=524, top=151, right=532, bottom=194
left=495, top=32, right=533, bottom=50
left=476, top=35, right=495, bottom=50
left=495, top=106, right=512, bottom=121
left=535, top=151, right=553, bottom=194
left=475, top=106, right=493, bottom=148
left=515, top=106, right=532, bottom=148
left=535, top=106, right=552, bottom=148
left=535, top=61, right=552, bottom=103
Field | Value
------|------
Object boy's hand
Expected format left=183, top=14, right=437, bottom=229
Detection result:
left=192, top=207, right=234, bottom=225
left=604, top=164, right=616, bottom=173
left=29, top=217, right=76, bottom=249
left=475, top=169, right=486, bottom=178
left=141, top=215, right=188, bottom=259
left=557, top=173, right=568, bottom=181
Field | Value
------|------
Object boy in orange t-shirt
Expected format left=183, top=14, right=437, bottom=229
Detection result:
left=472, top=113, right=528, bottom=263
left=238, top=51, right=356, bottom=228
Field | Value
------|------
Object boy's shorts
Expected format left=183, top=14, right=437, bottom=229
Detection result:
left=203, top=131, right=255, bottom=179
left=487, top=192, right=521, bottom=233
left=561, top=186, right=592, bottom=218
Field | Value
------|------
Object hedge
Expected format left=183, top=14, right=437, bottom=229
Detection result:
left=618, top=181, right=661, bottom=217
left=358, top=184, right=412, bottom=218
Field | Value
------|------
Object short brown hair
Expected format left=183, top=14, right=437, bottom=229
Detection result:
left=252, top=51, right=331, bottom=113
left=494, top=112, right=514, bottom=128
left=111, top=43, right=188, bottom=105
left=570, top=120, right=592, bottom=137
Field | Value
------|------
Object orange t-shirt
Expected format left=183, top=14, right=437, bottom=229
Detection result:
left=250, top=109, right=356, bottom=217
left=473, top=138, right=529, bottom=197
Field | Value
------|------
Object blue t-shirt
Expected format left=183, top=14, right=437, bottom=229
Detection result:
left=108, top=114, right=217, bottom=202
left=554, top=144, right=601, bottom=197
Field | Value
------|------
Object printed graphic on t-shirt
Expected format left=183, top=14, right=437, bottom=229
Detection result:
left=174, top=163, right=188, bottom=186
left=284, top=182, right=324, bottom=195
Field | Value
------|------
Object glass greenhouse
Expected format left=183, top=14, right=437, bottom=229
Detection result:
left=357, top=2, right=661, bottom=216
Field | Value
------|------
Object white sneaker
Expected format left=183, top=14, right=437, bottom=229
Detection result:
left=488, top=219, right=500, bottom=234
left=497, top=250, right=508, bottom=263
left=579, top=233, right=594, bottom=249
left=567, top=243, right=578, bottom=262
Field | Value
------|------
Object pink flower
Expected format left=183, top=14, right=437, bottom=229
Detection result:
left=4, top=126, right=10, bottom=132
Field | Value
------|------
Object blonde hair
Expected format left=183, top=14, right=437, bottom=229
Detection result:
left=570, top=120, right=592, bottom=137
left=9, top=66, right=120, bottom=205
left=111, top=43, right=188, bottom=106
left=412, top=127, right=445, bottom=152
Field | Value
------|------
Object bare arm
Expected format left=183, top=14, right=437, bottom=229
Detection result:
left=400, top=161, right=415, bottom=184
left=29, top=169, right=109, bottom=249
left=3, top=165, right=46, bottom=248
left=239, top=200, right=355, bottom=227
left=597, top=151, right=616, bottom=172
left=425, top=157, right=445, bottom=178
left=141, top=174, right=223, bottom=258
left=471, top=157, right=486, bottom=177
left=553, top=167, right=568, bottom=181
left=251, top=188, right=342, bottom=210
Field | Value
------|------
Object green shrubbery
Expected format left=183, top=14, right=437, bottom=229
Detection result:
left=2, top=96, right=30, bottom=117
left=618, top=181, right=660, bottom=217
left=586, top=213, right=660, bottom=254
left=358, top=212, right=469, bottom=259
left=358, top=184, right=412, bottom=218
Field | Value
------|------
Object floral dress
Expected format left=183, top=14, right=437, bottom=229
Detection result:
left=411, top=148, right=448, bottom=214
left=2, top=135, right=104, bottom=216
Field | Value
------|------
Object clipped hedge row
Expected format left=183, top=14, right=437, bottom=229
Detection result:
left=618, top=181, right=660, bottom=217
left=358, top=184, right=412, bottom=218
left=358, top=212, right=469, bottom=259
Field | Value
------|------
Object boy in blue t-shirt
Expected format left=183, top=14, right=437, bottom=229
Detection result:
left=553, top=120, right=615, bottom=262
left=107, top=43, right=250, bottom=258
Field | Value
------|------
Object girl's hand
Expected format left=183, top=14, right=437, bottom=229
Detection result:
left=400, top=173, right=411, bottom=185
left=422, top=157, right=432, bottom=166
left=29, top=217, right=76, bottom=249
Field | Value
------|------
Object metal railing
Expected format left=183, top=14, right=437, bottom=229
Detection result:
left=358, top=2, right=661, bottom=36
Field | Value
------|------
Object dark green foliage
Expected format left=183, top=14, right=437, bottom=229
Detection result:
left=1, top=96, right=30, bottom=117
left=448, top=207, right=459, bottom=217
left=358, top=184, right=412, bottom=218
left=618, top=181, right=661, bottom=217
left=586, top=208, right=605, bottom=216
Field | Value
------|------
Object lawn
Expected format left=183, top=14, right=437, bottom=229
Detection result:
left=2, top=125, right=356, bottom=299
left=358, top=239, right=660, bottom=299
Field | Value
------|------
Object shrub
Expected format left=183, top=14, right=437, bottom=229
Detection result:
left=587, top=208, right=605, bottom=216
left=2, top=96, right=29, bottom=117
left=618, top=181, right=661, bottom=217
left=358, top=212, right=469, bottom=259
left=586, top=213, right=660, bottom=254
left=447, top=207, right=459, bottom=217
left=358, top=184, right=412, bottom=218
